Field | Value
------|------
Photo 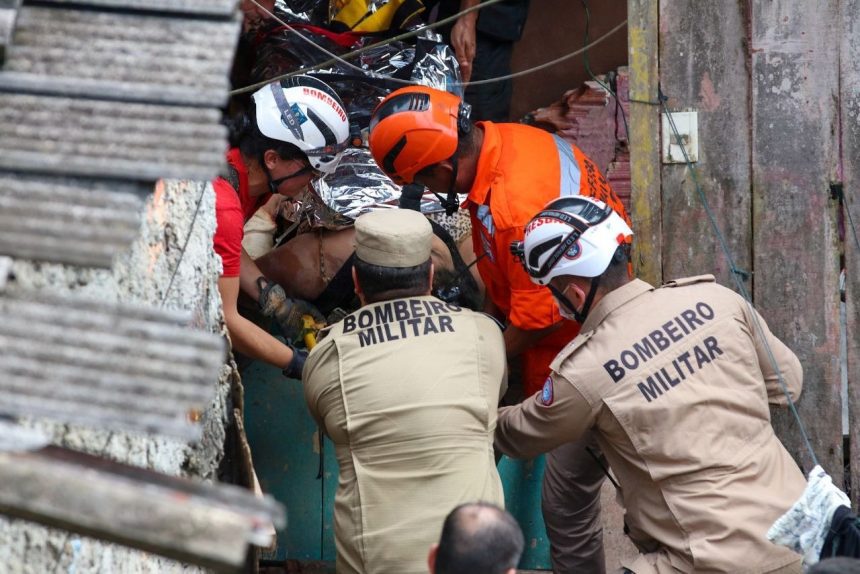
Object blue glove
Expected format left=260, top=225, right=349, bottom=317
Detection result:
left=282, top=345, right=308, bottom=380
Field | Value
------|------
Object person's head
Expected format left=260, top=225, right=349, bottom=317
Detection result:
left=809, top=558, right=860, bottom=573
left=368, top=86, right=476, bottom=214
left=512, top=196, right=634, bottom=324
left=352, top=209, right=434, bottom=305
left=237, top=76, right=349, bottom=198
left=428, top=502, right=524, bottom=574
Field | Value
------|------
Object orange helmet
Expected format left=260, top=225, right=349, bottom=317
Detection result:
left=368, top=86, right=471, bottom=185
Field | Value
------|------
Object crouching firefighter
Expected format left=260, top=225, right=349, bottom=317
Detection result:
left=499, top=195, right=807, bottom=573
left=213, top=75, right=349, bottom=378
left=302, top=209, right=507, bottom=574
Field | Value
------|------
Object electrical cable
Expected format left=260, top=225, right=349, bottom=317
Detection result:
left=843, top=191, right=860, bottom=254
left=660, top=89, right=820, bottom=468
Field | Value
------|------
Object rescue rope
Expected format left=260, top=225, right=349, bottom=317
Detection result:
left=660, top=90, right=820, bottom=468
left=232, top=1, right=627, bottom=95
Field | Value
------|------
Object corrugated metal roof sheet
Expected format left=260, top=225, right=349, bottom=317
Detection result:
left=0, top=173, right=144, bottom=267
left=0, top=93, right=227, bottom=180
left=0, top=6, right=239, bottom=106
left=0, top=290, right=226, bottom=439
left=33, top=0, right=239, bottom=17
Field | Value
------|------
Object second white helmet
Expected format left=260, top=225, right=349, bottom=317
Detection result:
left=252, top=76, right=350, bottom=174
left=513, top=196, right=633, bottom=285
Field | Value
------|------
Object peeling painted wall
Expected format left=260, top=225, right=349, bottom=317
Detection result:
left=0, top=180, right=235, bottom=573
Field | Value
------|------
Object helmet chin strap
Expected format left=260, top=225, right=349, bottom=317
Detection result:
left=427, top=156, right=461, bottom=216
left=550, top=275, right=602, bottom=324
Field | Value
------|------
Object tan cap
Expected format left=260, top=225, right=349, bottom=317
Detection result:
left=354, top=209, right=432, bottom=268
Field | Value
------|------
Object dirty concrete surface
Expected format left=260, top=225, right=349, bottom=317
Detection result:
left=0, top=180, right=236, bottom=573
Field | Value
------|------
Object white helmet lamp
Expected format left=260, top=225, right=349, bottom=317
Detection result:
left=252, top=75, right=350, bottom=174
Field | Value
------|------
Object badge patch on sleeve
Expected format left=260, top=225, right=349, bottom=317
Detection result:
left=540, top=377, right=554, bottom=406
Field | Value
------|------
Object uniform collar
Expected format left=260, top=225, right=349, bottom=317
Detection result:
left=461, top=121, right=501, bottom=208
left=580, top=278, right=654, bottom=333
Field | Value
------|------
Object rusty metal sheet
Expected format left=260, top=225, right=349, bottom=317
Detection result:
left=30, top=0, right=238, bottom=17
left=0, top=173, right=144, bottom=267
left=658, top=0, right=752, bottom=286
left=0, top=446, right=285, bottom=572
left=0, top=93, right=226, bottom=181
left=0, top=6, right=239, bottom=106
left=751, top=0, right=843, bottom=478
left=0, top=290, right=226, bottom=439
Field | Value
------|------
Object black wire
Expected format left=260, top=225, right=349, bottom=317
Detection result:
left=659, top=88, right=820, bottom=468
left=844, top=193, right=860, bottom=254
left=161, top=183, right=207, bottom=308
left=578, top=0, right=661, bottom=142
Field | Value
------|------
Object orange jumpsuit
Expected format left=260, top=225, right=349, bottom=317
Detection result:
left=464, top=121, right=631, bottom=397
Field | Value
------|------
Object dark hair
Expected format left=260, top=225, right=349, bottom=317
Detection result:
left=353, top=257, right=432, bottom=303
left=435, top=502, right=524, bottom=574
left=226, top=101, right=308, bottom=165
left=809, top=558, right=860, bottom=574
left=599, top=244, right=632, bottom=291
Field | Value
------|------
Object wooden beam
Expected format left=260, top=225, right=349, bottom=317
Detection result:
left=627, top=0, right=662, bottom=285
left=842, top=0, right=860, bottom=498
left=657, top=0, right=752, bottom=287
left=751, top=0, right=842, bottom=477
left=0, top=447, right=285, bottom=572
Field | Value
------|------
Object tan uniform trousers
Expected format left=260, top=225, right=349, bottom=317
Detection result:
left=543, top=431, right=607, bottom=574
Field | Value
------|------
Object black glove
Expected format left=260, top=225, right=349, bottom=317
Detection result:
left=258, top=278, right=325, bottom=342
left=282, top=345, right=308, bottom=380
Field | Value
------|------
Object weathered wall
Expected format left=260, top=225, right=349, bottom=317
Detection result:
left=0, top=180, right=234, bottom=573
left=843, top=0, right=860, bottom=496
left=629, top=0, right=850, bottom=484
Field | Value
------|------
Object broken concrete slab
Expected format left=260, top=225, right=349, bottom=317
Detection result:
left=0, top=446, right=285, bottom=572
left=0, top=173, right=144, bottom=267
left=30, top=0, right=239, bottom=17
left=1, top=6, right=240, bottom=107
left=0, top=0, right=21, bottom=65
left=0, top=93, right=227, bottom=181
left=0, top=288, right=226, bottom=439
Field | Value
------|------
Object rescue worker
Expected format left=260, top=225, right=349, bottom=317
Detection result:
left=501, top=195, right=807, bottom=573
left=302, top=209, right=507, bottom=574
left=213, top=76, right=348, bottom=378
left=368, top=84, right=630, bottom=572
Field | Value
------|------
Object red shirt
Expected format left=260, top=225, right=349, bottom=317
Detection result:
left=212, top=149, right=272, bottom=277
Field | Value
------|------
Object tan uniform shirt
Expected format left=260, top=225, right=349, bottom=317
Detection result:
left=496, top=276, right=807, bottom=574
left=303, top=295, right=507, bottom=574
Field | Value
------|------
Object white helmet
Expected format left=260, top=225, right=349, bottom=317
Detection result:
left=252, top=76, right=350, bottom=174
left=512, top=196, right=633, bottom=285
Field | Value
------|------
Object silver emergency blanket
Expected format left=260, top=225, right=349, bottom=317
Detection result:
left=312, top=31, right=463, bottom=219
